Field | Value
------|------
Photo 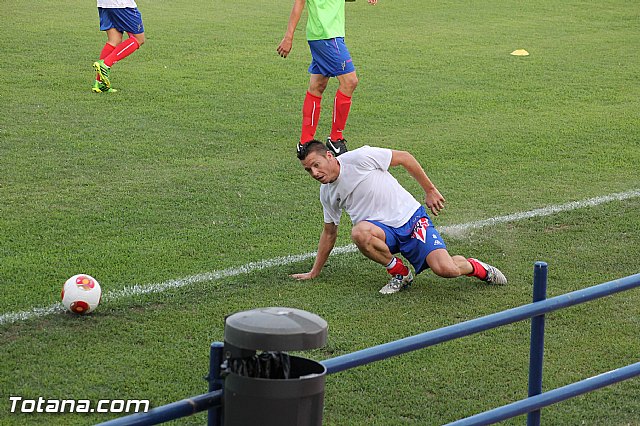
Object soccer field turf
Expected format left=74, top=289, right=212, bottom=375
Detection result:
left=1, top=0, right=639, bottom=424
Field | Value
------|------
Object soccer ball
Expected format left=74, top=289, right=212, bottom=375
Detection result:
left=61, top=274, right=102, bottom=314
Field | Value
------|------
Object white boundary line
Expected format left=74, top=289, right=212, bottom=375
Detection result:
left=1, top=189, right=638, bottom=326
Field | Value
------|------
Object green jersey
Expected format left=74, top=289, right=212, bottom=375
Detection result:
left=306, top=0, right=346, bottom=41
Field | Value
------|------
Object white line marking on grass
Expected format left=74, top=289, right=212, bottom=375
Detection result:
left=440, top=189, right=640, bottom=238
left=1, top=189, right=638, bottom=326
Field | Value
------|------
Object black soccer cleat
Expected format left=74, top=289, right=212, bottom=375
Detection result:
left=296, top=142, right=307, bottom=159
left=326, top=137, right=348, bottom=156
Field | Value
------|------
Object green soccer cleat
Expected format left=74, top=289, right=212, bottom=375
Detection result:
left=92, top=60, right=111, bottom=88
left=91, top=80, right=117, bottom=93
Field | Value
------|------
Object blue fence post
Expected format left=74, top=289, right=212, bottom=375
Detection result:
left=527, top=261, right=548, bottom=426
left=208, top=342, right=224, bottom=426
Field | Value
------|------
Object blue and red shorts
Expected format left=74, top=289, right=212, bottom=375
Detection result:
left=99, top=7, right=144, bottom=34
left=368, top=206, right=447, bottom=274
left=307, top=37, right=355, bottom=77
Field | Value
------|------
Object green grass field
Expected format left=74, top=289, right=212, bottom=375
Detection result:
left=1, top=0, right=639, bottom=424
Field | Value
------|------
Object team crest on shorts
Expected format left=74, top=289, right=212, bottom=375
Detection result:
left=411, top=217, right=429, bottom=243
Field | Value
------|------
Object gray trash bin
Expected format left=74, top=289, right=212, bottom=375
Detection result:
left=222, top=307, right=328, bottom=426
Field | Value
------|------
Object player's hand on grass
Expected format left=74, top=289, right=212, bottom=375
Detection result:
left=425, top=187, right=445, bottom=216
left=277, top=37, right=293, bottom=58
left=290, top=271, right=318, bottom=280
left=368, top=0, right=378, bottom=4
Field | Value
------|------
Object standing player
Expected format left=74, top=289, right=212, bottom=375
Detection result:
left=293, top=141, right=508, bottom=294
left=277, top=0, right=378, bottom=156
left=92, top=0, right=145, bottom=93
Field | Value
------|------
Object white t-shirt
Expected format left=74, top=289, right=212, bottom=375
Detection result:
left=320, top=146, right=421, bottom=227
left=97, top=0, right=138, bottom=8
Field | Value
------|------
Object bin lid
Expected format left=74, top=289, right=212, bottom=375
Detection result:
left=224, top=307, right=328, bottom=351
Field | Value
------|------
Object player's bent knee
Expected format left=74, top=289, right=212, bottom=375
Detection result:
left=350, top=223, right=378, bottom=246
left=350, top=226, right=368, bottom=245
left=342, top=76, right=358, bottom=93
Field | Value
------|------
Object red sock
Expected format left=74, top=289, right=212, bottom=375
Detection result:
left=330, top=90, right=352, bottom=141
left=466, top=258, right=488, bottom=280
left=301, top=91, right=322, bottom=144
left=97, top=43, right=116, bottom=81
left=387, top=257, right=409, bottom=276
left=104, top=37, right=140, bottom=67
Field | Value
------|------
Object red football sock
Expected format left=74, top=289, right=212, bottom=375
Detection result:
left=330, top=90, right=352, bottom=141
left=301, top=91, right=322, bottom=144
left=104, top=37, right=140, bottom=67
left=97, top=43, right=116, bottom=81
left=386, top=257, right=409, bottom=276
left=466, top=258, right=488, bottom=280
left=100, top=42, right=116, bottom=59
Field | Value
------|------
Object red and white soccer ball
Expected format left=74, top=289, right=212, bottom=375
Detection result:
left=61, top=274, right=102, bottom=314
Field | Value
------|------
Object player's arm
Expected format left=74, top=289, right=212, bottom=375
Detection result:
left=277, top=0, right=305, bottom=58
left=290, top=222, right=338, bottom=280
left=390, top=150, right=445, bottom=216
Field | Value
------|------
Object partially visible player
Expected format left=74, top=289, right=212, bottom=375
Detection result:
left=277, top=0, right=378, bottom=156
left=293, top=141, right=508, bottom=294
left=92, top=0, right=145, bottom=93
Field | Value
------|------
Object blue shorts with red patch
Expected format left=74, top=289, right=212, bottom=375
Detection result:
left=99, top=7, right=144, bottom=34
left=307, top=37, right=355, bottom=77
left=368, top=206, right=447, bottom=274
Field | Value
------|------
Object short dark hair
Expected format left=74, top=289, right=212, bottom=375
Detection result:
left=297, top=140, right=328, bottom=160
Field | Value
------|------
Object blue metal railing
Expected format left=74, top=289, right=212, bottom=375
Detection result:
left=96, top=390, right=223, bottom=426
left=320, top=266, right=640, bottom=374
left=526, top=262, right=547, bottom=426
left=97, top=264, right=640, bottom=426
left=446, top=362, right=640, bottom=426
